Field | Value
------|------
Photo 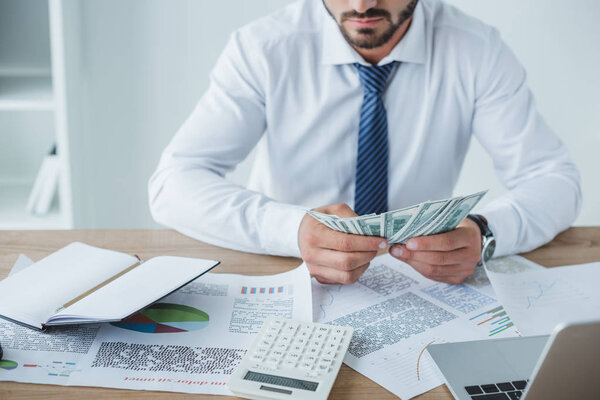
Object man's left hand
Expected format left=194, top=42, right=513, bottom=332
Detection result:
left=389, top=218, right=482, bottom=284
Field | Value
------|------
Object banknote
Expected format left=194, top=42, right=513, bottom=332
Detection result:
left=306, top=190, right=488, bottom=244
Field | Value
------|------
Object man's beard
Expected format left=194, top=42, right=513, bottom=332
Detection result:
left=330, top=0, right=418, bottom=49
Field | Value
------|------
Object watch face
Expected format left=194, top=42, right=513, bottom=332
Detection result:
left=483, top=239, right=496, bottom=261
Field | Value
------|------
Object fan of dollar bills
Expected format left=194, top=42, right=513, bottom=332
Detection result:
left=307, top=190, right=487, bottom=244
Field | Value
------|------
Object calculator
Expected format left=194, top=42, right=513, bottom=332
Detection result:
left=228, top=317, right=354, bottom=400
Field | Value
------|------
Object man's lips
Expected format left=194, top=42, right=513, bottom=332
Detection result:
left=345, top=17, right=384, bottom=29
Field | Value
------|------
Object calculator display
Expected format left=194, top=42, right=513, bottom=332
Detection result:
left=244, top=371, right=319, bottom=391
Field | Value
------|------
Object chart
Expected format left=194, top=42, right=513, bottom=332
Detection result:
left=111, top=303, right=209, bottom=333
left=241, top=285, right=287, bottom=295
left=23, top=361, right=78, bottom=377
left=0, top=360, right=17, bottom=371
left=469, top=305, right=514, bottom=336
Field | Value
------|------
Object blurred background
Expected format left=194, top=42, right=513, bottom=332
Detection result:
left=0, top=0, right=598, bottom=231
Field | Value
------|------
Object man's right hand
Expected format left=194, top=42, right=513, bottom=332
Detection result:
left=298, top=203, right=387, bottom=285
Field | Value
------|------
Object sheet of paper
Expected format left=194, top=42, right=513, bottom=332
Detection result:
left=484, top=259, right=600, bottom=336
left=312, top=253, right=519, bottom=399
left=0, top=262, right=312, bottom=395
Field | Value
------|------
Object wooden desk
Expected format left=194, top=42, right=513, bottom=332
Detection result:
left=1, top=228, right=599, bottom=400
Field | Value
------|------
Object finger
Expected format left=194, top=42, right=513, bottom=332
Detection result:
left=405, top=227, right=472, bottom=252
left=405, top=259, right=475, bottom=283
left=304, top=248, right=377, bottom=271
left=318, top=229, right=387, bottom=252
left=308, top=263, right=370, bottom=285
left=391, top=245, right=480, bottom=266
left=317, top=203, right=358, bottom=219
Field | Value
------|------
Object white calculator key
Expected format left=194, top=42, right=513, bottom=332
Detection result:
left=316, top=326, right=330, bottom=334
left=299, top=360, right=314, bottom=371
left=284, top=321, right=300, bottom=332
left=282, top=359, right=297, bottom=368
left=265, top=357, right=280, bottom=367
left=267, top=325, right=281, bottom=334
left=280, top=334, right=293, bottom=343
left=293, top=337, right=307, bottom=346
left=271, top=319, right=285, bottom=327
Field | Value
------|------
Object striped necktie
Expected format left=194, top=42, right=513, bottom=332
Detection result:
left=354, top=62, right=397, bottom=216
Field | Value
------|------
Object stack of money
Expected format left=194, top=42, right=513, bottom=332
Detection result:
left=307, top=190, right=487, bottom=244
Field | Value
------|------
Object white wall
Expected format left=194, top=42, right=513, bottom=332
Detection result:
left=448, top=0, right=600, bottom=226
left=67, top=0, right=599, bottom=228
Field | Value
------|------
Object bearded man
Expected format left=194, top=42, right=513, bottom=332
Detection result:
left=149, top=0, right=581, bottom=284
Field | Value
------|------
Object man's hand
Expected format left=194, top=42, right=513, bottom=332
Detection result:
left=389, top=218, right=482, bottom=284
left=298, top=203, right=387, bottom=284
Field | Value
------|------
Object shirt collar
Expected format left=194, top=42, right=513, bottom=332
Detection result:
left=320, top=0, right=427, bottom=66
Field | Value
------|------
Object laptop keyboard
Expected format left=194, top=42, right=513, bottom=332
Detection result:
left=465, top=380, right=528, bottom=399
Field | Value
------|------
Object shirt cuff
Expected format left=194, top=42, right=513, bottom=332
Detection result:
left=259, top=201, right=307, bottom=258
left=478, top=199, right=521, bottom=258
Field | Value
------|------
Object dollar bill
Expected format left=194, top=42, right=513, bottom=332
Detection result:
left=305, top=190, right=487, bottom=243
left=426, top=190, right=488, bottom=236
left=383, top=204, right=422, bottom=242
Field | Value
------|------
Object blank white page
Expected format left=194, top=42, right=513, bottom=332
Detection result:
left=0, top=242, right=138, bottom=328
left=47, top=256, right=219, bottom=324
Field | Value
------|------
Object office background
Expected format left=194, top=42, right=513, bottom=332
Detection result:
left=2, top=0, right=599, bottom=230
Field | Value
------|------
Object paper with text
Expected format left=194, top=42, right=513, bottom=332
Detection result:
left=0, top=261, right=311, bottom=395
left=484, top=258, right=600, bottom=335
left=312, top=253, right=519, bottom=400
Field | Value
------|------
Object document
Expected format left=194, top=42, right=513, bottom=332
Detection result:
left=484, top=258, right=600, bottom=336
left=0, top=256, right=312, bottom=395
left=312, top=253, right=519, bottom=400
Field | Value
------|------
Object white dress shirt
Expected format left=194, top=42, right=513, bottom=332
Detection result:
left=148, top=0, right=581, bottom=259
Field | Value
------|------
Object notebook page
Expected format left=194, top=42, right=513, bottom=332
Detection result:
left=0, top=242, right=137, bottom=328
left=47, top=256, right=219, bottom=324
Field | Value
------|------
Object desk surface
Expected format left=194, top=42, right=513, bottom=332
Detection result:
left=1, top=227, right=599, bottom=400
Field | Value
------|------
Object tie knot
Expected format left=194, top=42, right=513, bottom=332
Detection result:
left=354, top=62, right=397, bottom=94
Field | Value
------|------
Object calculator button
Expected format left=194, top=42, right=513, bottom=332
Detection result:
left=328, top=335, right=342, bottom=343
left=267, top=326, right=281, bottom=334
left=250, top=353, right=264, bottom=362
left=307, top=347, right=320, bottom=356
left=282, top=359, right=297, bottom=368
left=322, top=349, right=335, bottom=358
left=271, top=319, right=285, bottom=327
left=309, top=339, right=322, bottom=348
left=300, top=360, right=314, bottom=371
left=287, top=352, right=302, bottom=361
left=274, top=342, right=289, bottom=351
left=265, top=357, right=280, bottom=367
left=317, top=362, right=330, bottom=372
left=285, top=321, right=300, bottom=332
left=294, top=337, right=307, bottom=345
left=317, top=326, right=330, bottom=334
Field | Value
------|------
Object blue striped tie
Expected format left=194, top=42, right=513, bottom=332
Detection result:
left=354, top=62, right=397, bottom=216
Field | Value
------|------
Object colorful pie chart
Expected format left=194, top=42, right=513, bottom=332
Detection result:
left=0, top=360, right=18, bottom=371
left=111, top=303, right=209, bottom=333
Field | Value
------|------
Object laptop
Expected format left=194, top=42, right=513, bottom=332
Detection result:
left=427, top=319, right=600, bottom=400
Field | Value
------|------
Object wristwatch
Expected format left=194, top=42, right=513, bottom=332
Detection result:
left=467, top=214, right=496, bottom=265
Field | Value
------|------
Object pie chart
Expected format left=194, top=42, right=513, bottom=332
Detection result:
left=0, top=360, right=17, bottom=371
left=111, top=303, right=209, bottom=333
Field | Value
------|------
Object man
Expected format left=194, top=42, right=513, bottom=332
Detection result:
left=149, top=0, right=581, bottom=285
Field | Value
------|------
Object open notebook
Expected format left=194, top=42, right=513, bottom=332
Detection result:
left=0, top=242, right=219, bottom=330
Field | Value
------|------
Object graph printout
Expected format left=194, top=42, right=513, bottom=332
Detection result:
left=484, top=259, right=600, bottom=336
left=312, top=254, right=520, bottom=400
left=0, top=255, right=312, bottom=395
